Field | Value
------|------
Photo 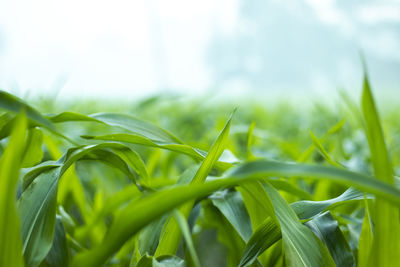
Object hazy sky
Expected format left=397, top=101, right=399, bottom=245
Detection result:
left=0, top=0, right=398, bottom=100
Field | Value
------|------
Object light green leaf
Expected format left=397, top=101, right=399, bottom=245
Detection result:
left=155, top=114, right=233, bottom=256
left=22, top=128, right=43, bottom=168
left=358, top=198, right=373, bottom=267
left=0, top=112, right=27, bottom=267
left=81, top=133, right=232, bottom=172
left=0, top=91, right=73, bottom=143
left=18, top=143, right=147, bottom=266
left=173, top=210, right=200, bottom=267
left=361, top=73, right=400, bottom=267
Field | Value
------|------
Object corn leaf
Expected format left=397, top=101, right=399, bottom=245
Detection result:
left=361, top=74, right=400, bottom=267
left=0, top=113, right=27, bottom=267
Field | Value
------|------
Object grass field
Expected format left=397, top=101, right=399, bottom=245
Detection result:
left=1, top=74, right=400, bottom=267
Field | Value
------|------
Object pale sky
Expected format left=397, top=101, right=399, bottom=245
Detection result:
left=0, top=0, right=398, bottom=100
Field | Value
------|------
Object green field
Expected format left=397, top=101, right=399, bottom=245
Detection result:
left=1, top=74, right=400, bottom=267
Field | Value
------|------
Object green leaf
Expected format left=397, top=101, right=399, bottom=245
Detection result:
left=48, top=111, right=181, bottom=143
left=81, top=133, right=232, bottom=172
left=263, top=182, right=336, bottom=267
left=305, top=211, right=355, bottom=267
left=22, top=128, right=43, bottom=168
left=18, top=168, right=59, bottom=267
left=225, top=160, right=400, bottom=206
left=361, top=73, right=400, bottom=267
left=71, top=178, right=245, bottom=266
left=18, top=143, right=147, bottom=266
left=91, top=113, right=182, bottom=143
left=210, top=190, right=252, bottom=241
left=40, top=216, right=70, bottom=267
left=238, top=217, right=281, bottom=267
left=358, top=198, right=373, bottom=267
left=138, top=216, right=167, bottom=256
left=240, top=187, right=368, bottom=267
left=0, top=112, right=27, bottom=267
left=155, top=114, right=233, bottom=256
left=0, top=91, right=56, bottom=133
left=291, top=187, right=367, bottom=220
left=0, top=91, right=73, bottom=143
left=69, top=155, right=400, bottom=266
left=173, top=210, right=200, bottom=267
left=309, top=131, right=342, bottom=168
left=136, top=255, right=185, bottom=267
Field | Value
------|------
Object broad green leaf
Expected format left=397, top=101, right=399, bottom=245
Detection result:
left=155, top=114, right=232, bottom=256
left=201, top=200, right=246, bottom=267
left=305, top=211, right=355, bottom=267
left=225, top=160, right=400, bottom=206
left=82, top=133, right=232, bottom=172
left=40, top=216, right=70, bottom=267
left=68, top=163, right=400, bottom=265
left=91, top=113, right=182, bottom=143
left=210, top=190, right=252, bottom=241
left=240, top=187, right=368, bottom=267
left=238, top=181, right=275, bottom=229
left=291, top=187, right=367, bottom=220
left=48, top=111, right=181, bottom=143
left=18, top=168, right=59, bottom=267
left=18, top=143, right=147, bottom=266
left=361, top=73, right=400, bottom=267
left=71, top=178, right=247, bottom=266
left=263, top=182, right=335, bottom=267
left=0, top=112, right=27, bottom=267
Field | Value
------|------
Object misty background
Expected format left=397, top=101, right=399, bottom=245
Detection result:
left=0, top=0, right=399, bottom=100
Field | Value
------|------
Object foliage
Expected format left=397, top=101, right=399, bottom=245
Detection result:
left=0, top=74, right=399, bottom=267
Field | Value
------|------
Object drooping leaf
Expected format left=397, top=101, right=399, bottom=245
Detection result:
left=210, top=190, right=252, bottom=241
left=291, top=187, right=367, bottom=220
left=18, top=143, right=147, bottom=266
left=225, top=160, right=400, bottom=206
left=82, top=133, right=232, bottom=172
left=0, top=91, right=73, bottom=143
left=305, top=211, right=355, bottom=267
left=239, top=187, right=368, bottom=267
